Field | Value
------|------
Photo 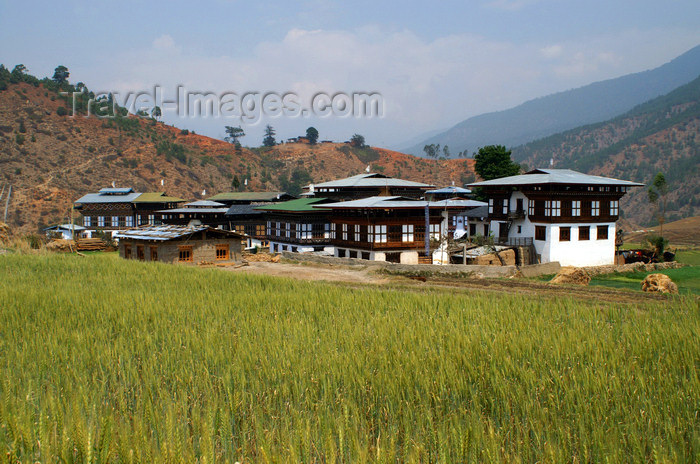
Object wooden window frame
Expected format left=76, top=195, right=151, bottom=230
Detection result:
left=124, top=245, right=132, bottom=259
left=535, top=225, right=546, bottom=241
left=578, top=226, right=590, bottom=241
left=150, top=246, right=158, bottom=261
left=178, top=245, right=193, bottom=263
left=559, top=227, right=571, bottom=242
left=215, top=244, right=230, bottom=261
left=136, top=245, right=145, bottom=261
left=597, top=225, right=608, bottom=240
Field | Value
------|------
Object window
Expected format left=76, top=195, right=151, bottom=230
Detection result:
left=275, top=222, right=281, bottom=237
left=111, top=216, right=118, bottom=227
left=572, top=200, right=581, bottom=217
left=341, top=224, right=348, bottom=241
left=330, top=223, right=336, bottom=239
left=535, top=226, right=546, bottom=241
left=354, top=224, right=361, bottom=242
left=124, top=246, right=132, bottom=259
left=285, top=223, right=290, bottom=238
left=374, top=225, right=387, bottom=243
left=469, top=223, right=477, bottom=236
left=429, top=224, right=441, bottom=240
left=488, top=198, right=494, bottom=214
left=502, top=199, right=508, bottom=215
left=148, top=214, right=155, bottom=224
left=150, top=246, right=158, bottom=261
left=528, top=200, right=535, bottom=216
left=300, top=223, right=312, bottom=240
left=266, top=221, right=271, bottom=236
left=559, top=227, right=571, bottom=242
left=295, top=223, right=301, bottom=240
left=517, top=225, right=522, bottom=234
left=216, top=244, right=229, bottom=260
left=591, top=201, right=600, bottom=217
left=597, top=225, right=608, bottom=240
left=610, top=200, right=619, bottom=216
left=178, top=246, right=193, bottom=263
left=402, top=224, right=414, bottom=242
left=545, top=201, right=551, bottom=217
left=551, top=200, right=561, bottom=217
left=97, top=216, right=105, bottom=227
left=578, top=226, right=590, bottom=241
left=83, top=216, right=91, bottom=227
left=324, top=223, right=330, bottom=239
left=125, top=216, right=134, bottom=227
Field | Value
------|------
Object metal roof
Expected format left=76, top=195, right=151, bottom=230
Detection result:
left=114, top=225, right=242, bottom=241
left=43, top=224, right=86, bottom=231
left=208, top=191, right=294, bottom=202
left=254, top=197, right=330, bottom=212
left=457, top=205, right=489, bottom=218
left=133, top=192, right=186, bottom=203
left=75, top=191, right=142, bottom=204
left=157, top=207, right=229, bottom=214
left=426, top=186, right=472, bottom=194
left=98, top=187, right=134, bottom=194
left=308, top=173, right=435, bottom=189
left=317, top=196, right=487, bottom=210
left=184, top=200, right=227, bottom=207
left=224, top=204, right=265, bottom=216
left=468, top=169, right=645, bottom=187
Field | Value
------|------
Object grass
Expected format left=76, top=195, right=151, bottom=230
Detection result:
left=590, top=266, right=700, bottom=295
left=0, top=253, right=698, bottom=463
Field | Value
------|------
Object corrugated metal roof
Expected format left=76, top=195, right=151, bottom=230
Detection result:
left=114, top=225, right=242, bottom=241
left=317, top=196, right=487, bottom=210
left=133, top=192, right=186, bottom=203
left=308, top=173, right=435, bottom=189
left=157, top=207, right=229, bottom=214
left=43, top=224, right=86, bottom=231
left=75, top=191, right=142, bottom=204
left=457, top=205, right=489, bottom=218
left=225, top=204, right=265, bottom=216
left=98, top=187, right=134, bottom=194
left=426, top=186, right=472, bottom=194
left=468, top=169, right=645, bottom=187
left=255, top=197, right=330, bottom=212
left=184, top=200, right=227, bottom=207
left=208, top=191, right=293, bottom=202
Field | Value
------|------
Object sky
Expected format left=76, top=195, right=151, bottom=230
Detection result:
left=1, top=0, right=699, bottom=148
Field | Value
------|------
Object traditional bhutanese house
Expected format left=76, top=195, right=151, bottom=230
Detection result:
left=224, top=204, right=268, bottom=249
left=425, top=185, right=472, bottom=201
left=158, top=200, right=230, bottom=229
left=132, top=192, right=186, bottom=226
left=256, top=198, right=334, bottom=254
left=43, top=224, right=86, bottom=240
left=207, top=191, right=296, bottom=206
left=114, top=225, right=243, bottom=265
left=315, top=196, right=485, bottom=264
left=468, top=168, right=643, bottom=266
left=454, top=205, right=491, bottom=239
left=74, top=187, right=142, bottom=239
left=304, top=173, right=435, bottom=201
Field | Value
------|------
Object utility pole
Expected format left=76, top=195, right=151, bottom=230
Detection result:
left=3, top=185, right=11, bottom=223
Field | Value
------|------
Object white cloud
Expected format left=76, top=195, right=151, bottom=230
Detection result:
left=82, top=27, right=700, bottom=146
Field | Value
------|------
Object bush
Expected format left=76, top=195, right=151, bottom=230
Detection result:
left=56, top=106, right=67, bottom=116
left=646, top=234, right=669, bottom=260
left=15, top=134, right=25, bottom=145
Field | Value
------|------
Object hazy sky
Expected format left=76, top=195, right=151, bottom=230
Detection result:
left=1, top=0, right=699, bottom=148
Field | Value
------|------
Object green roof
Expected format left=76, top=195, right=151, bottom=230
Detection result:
left=133, top=192, right=186, bottom=203
left=255, top=197, right=329, bottom=212
left=208, top=192, right=292, bottom=202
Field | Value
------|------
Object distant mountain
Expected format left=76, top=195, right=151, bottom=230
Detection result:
left=512, top=75, right=700, bottom=227
left=0, top=75, right=474, bottom=234
left=404, top=45, right=700, bottom=156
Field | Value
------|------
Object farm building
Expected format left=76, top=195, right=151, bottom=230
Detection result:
left=304, top=173, right=435, bottom=201
left=256, top=198, right=334, bottom=254
left=114, top=225, right=244, bottom=265
left=469, top=169, right=643, bottom=266
left=43, top=224, right=86, bottom=240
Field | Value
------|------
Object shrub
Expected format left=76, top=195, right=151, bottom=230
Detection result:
left=56, top=106, right=67, bottom=116
left=15, top=134, right=25, bottom=145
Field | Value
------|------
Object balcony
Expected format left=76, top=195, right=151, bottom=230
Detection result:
left=507, top=209, right=526, bottom=220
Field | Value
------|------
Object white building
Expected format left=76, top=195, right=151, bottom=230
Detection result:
left=469, top=169, right=643, bottom=267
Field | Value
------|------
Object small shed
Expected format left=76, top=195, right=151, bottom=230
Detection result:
left=43, top=224, right=86, bottom=240
left=114, top=225, right=244, bottom=265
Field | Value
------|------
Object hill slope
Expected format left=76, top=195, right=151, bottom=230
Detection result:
left=512, top=75, right=700, bottom=226
left=405, top=44, right=700, bottom=156
left=0, top=81, right=474, bottom=234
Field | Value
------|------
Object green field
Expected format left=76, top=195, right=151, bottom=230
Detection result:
left=590, top=266, right=700, bottom=295
left=1, top=254, right=698, bottom=463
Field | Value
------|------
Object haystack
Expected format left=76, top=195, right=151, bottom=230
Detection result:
left=46, top=239, right=76, bottom=253
left=0, top=222, right=10, bottom=244
left=641, top=273, right=678, bottom=294
left=550, top=267, right=591, bottom=285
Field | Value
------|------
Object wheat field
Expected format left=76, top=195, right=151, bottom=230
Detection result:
left=0, top=253, right=698, bottom=463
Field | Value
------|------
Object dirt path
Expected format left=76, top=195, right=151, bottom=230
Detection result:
left=224, top=261, right=670, bottom=304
